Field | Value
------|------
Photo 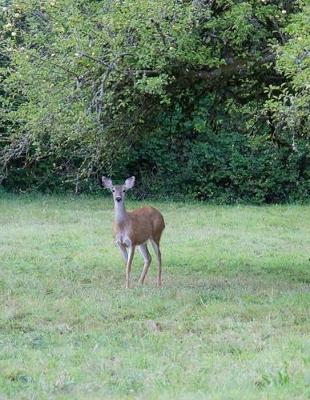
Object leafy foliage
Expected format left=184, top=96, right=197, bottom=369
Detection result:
left=265, top=2, right=310, bottom=149
left=0, top=0, right=309, bottom=201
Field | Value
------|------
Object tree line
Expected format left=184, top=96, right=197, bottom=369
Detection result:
left=0, top=0, right=309, bottom=202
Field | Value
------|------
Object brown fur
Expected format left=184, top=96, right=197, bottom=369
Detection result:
left=102, top=176, right=165, bottom=288
left=113, top=206, right=165, bottom=246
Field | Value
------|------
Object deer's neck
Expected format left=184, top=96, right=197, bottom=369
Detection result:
left=114, top=201, right=128, bottom=225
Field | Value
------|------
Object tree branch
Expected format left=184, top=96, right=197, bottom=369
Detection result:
left=192, top=53, right=276, bottom=83
left=125, top=53, right=277, bottom=85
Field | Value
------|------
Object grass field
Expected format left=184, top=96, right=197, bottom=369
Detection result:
left=0, top=193, right=309, bottom=399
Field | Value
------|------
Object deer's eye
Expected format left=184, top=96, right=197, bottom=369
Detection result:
left=123, top=190, right=126, bottom=193
left=112, top=189, right=115, bottom=192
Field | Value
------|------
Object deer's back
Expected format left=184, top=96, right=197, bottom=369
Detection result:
left=128, top=206, right=165, bottom=245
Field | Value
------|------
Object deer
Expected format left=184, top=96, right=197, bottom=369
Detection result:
left=102, top=176, right=165, bottom=289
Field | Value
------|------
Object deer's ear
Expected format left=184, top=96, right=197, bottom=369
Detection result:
left=124, top=176, right=135, bottom=190
left=101, top=176, right=113, bottom=190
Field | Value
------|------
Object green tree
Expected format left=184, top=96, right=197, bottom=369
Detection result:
left=0, top=0, right=308, bottom=201
left=265, top=1, right=310, bottom=149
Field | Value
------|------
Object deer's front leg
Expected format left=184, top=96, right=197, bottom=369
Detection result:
left=126, top=245, right=135, bottom=289
left=116, top=240, right=128, bottom=265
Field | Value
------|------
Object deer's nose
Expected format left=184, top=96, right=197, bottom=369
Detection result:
left=115, top=196, right=122, bottom=202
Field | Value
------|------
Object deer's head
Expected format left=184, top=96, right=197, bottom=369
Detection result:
left=101, top=176, right=135, bottom=204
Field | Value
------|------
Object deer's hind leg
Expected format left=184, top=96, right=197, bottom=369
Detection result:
left=138, top=243, right=152, bottom=285
left=150, top=239, right=162, bottom=287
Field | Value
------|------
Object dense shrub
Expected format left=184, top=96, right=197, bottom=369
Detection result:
left=0, top=0, right=309, bottom=202
left=127, top=121, right=309, bottom=203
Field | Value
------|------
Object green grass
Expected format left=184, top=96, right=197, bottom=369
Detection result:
left=0, top=193, right=309, bottom=399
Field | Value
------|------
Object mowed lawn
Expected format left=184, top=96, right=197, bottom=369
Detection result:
left=0, top=194, right=309, bottom=400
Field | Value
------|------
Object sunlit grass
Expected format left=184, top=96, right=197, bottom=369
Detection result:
left=0, top=193, right=309, bottom=399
